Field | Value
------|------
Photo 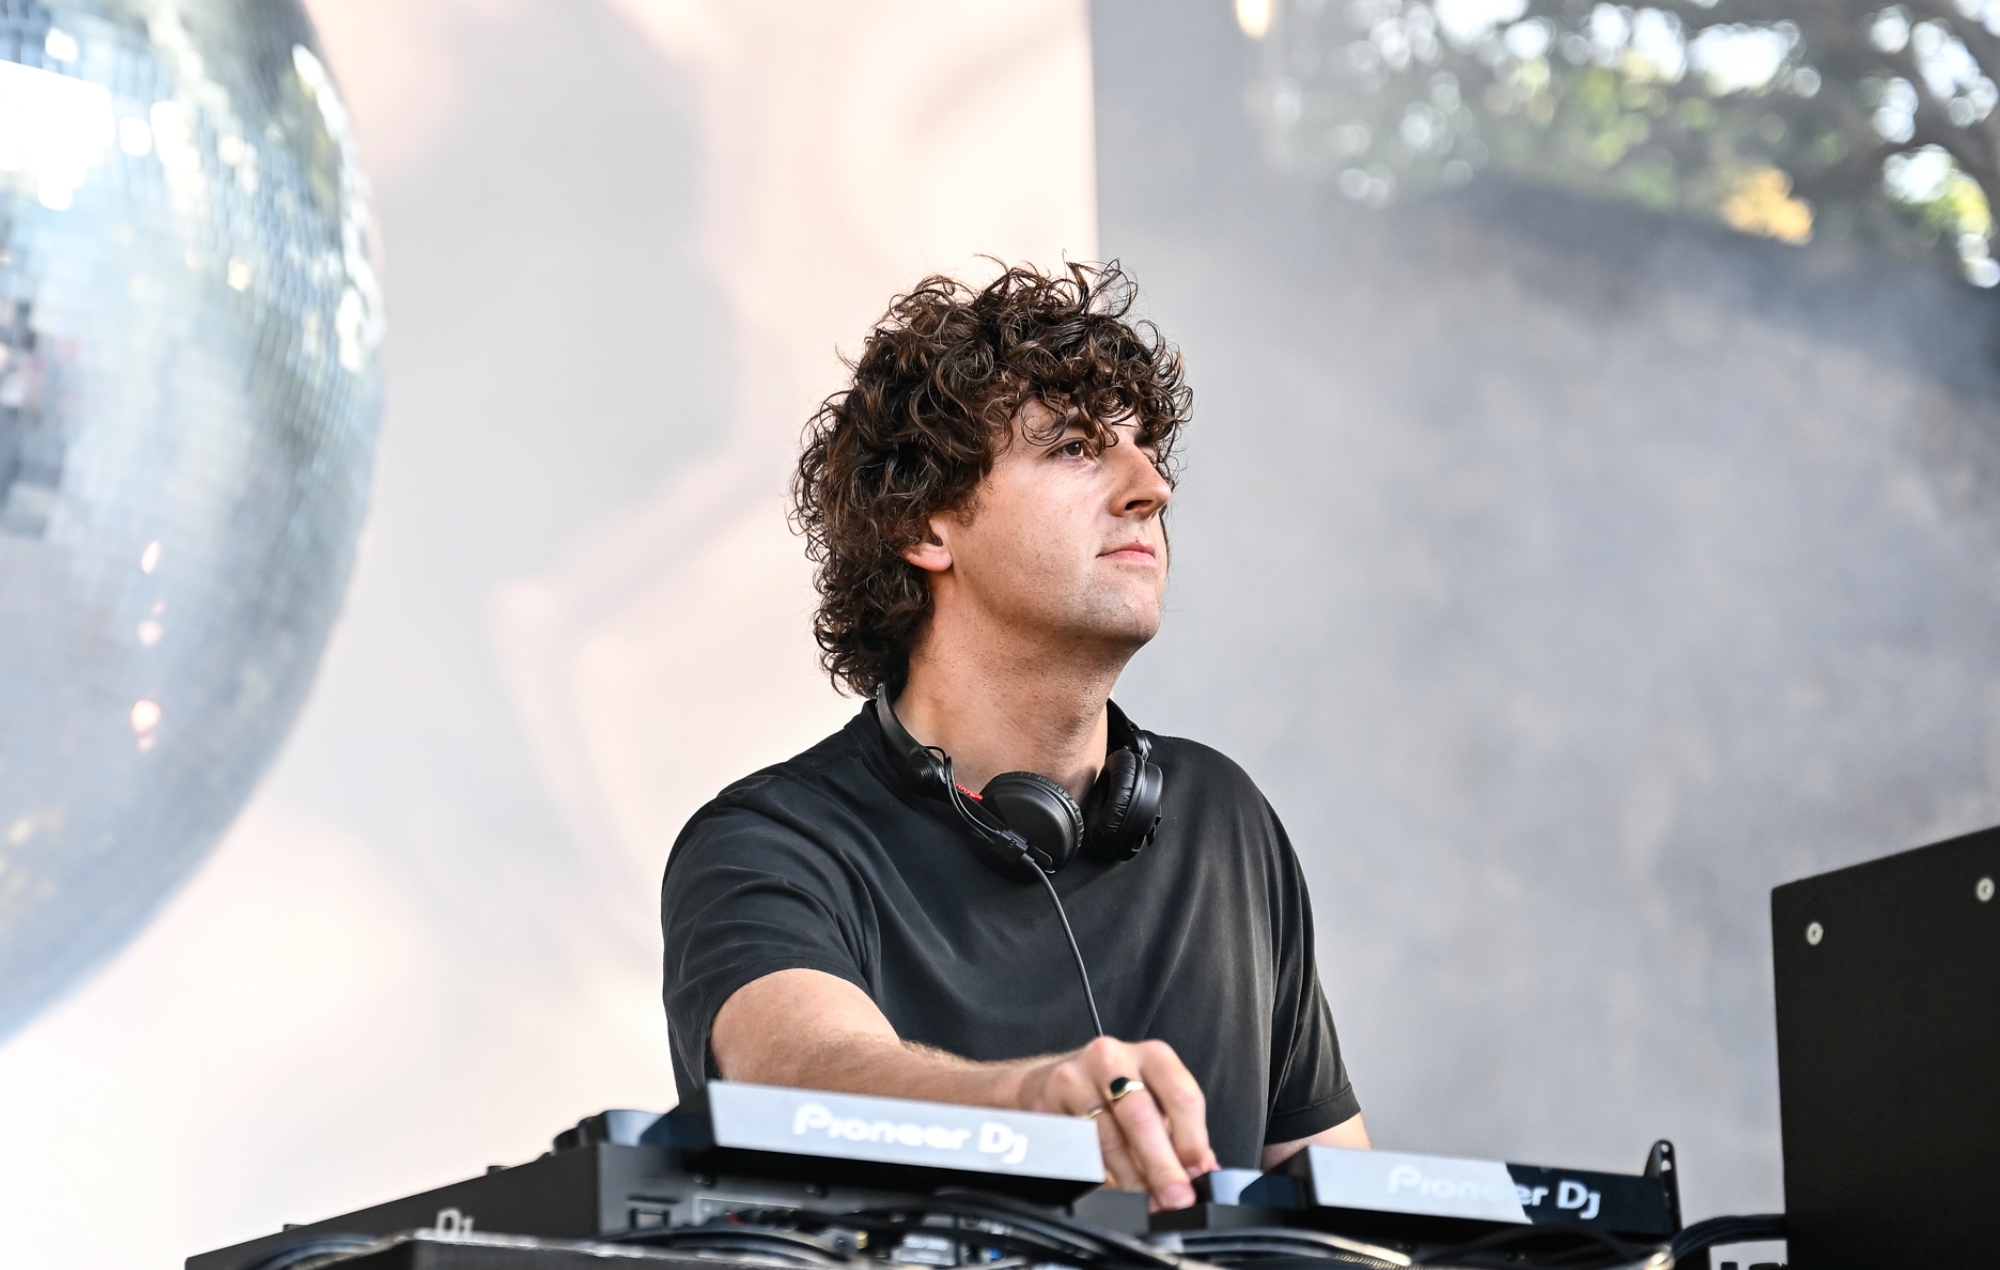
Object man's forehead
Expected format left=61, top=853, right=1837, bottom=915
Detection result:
left=1010, top=397, right=1140, bottom=433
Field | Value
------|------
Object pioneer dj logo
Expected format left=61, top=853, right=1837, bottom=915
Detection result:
left=790, top=1102, right=1031, bottom=1165
left=1386, top=1164, right=1517, bottom=1208
left=1516, top=1179, right=1602, bottom=1220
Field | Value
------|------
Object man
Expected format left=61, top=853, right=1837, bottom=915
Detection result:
left=661, top=263, right=1367, bottom=1212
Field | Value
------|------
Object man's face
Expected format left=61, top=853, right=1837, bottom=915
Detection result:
left=909, top=402, right=1173, bottom=657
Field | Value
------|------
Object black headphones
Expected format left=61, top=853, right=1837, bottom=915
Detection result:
left=873, top=687, right=1164, bottom=884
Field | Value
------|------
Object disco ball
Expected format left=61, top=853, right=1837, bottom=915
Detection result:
left=0, top=1, right=382, bottom=1039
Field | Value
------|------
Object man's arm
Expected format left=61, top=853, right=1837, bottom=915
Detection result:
left=712, top=968, right=1220, bottom=1210
left=1259, top=1112, right=1371, bottom=1170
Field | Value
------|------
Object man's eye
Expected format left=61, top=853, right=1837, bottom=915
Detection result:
left=1058, top=439, right=1090, bottom=458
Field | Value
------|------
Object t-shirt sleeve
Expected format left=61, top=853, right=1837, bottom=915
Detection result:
left=660, top=794, right=873, bottom=1095
left=1263, top=810, right=1362, bottom=1144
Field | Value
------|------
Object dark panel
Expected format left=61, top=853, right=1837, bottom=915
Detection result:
left=1773, top=831, right=2000, bottom=1268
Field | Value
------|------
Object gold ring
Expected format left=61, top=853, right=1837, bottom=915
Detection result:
left=1107, top=1076, right=1146, bottom=1102
left=1085, top=1104, right=1107, bottom=1119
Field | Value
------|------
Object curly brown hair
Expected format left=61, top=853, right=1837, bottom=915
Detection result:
left=790, top=261, right=1192, bottom=699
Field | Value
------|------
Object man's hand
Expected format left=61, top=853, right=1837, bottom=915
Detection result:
left=1011, top=1035, right=1220, bottom=1210
left=712, top=969, right=1217, bottom=1210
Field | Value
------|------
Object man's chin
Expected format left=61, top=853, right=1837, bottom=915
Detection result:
left=1072, top=608, right=1163, bottom=655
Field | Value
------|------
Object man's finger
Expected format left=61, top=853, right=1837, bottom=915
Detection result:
left=1134, top=1040, right=1218, bottom=1175
left=1092, top=1089, right=1183, bottom=1202
left=1068, top=1048, right=1144, bottom=1192
left=1094, top=1073, right=1193, bottom=1206
left=1095, top=1112, right=1146, bottom=1191
left=1073, top=1039, right=1182, bottom=1205
left=1110, top=1090, right=1194, bottom=1208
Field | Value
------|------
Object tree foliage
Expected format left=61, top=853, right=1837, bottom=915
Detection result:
left=1246, top=0, right=2000, bottom=282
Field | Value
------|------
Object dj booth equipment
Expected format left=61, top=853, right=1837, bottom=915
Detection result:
left=192, top=827, right=1999, bottom=1270
left=224, top=1233, right=738, bottom=1270
left=191, top=1083, right=1686, bottom=1270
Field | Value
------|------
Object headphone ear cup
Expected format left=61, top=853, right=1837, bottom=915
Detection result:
left=1083, top=748, right=1164, bottom=862
left=980, top=772, right=1084, bottom=876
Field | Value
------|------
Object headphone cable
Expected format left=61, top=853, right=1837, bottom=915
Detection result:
left=1031, top=862, right=1106, bottom=1039
left=938, top=760, right=1106, bottom=1041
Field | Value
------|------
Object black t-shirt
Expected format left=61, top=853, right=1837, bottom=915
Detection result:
left=659, top=705, right=1359, bottom=1168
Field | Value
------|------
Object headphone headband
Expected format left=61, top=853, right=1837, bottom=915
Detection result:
left=871, top=686, right=947, bottom=792
left=1105, top=699, right=1151, bottom=764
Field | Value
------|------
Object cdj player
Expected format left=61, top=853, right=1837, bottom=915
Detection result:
left=190, top=1082, right=1729, bottom=1270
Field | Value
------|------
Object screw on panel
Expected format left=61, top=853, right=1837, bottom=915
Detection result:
left=1805, top=921, right=1823, bottom=945
left=1977, top=876, right=1994, bottom=902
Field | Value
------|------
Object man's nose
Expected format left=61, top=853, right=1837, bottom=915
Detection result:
left=1113, top=439, right=1172, bottom=514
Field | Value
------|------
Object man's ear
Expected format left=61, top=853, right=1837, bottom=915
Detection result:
left=901, top=519, right=953, bottom=574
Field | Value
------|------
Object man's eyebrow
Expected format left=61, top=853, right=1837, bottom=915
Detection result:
left=1037, top=415, right=1091, bottom=439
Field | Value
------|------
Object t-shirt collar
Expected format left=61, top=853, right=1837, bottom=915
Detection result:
left=851, top=695, right=1150, bottom=800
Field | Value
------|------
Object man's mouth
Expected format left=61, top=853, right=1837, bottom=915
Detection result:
left=1100, top=542, right=1157, bottom=562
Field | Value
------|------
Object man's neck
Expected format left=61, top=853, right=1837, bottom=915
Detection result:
left=893, top=637, right=1126, bottom=802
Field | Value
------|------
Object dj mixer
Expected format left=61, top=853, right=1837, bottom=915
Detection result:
left=191, top=1082, right=1721, bottom=1270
